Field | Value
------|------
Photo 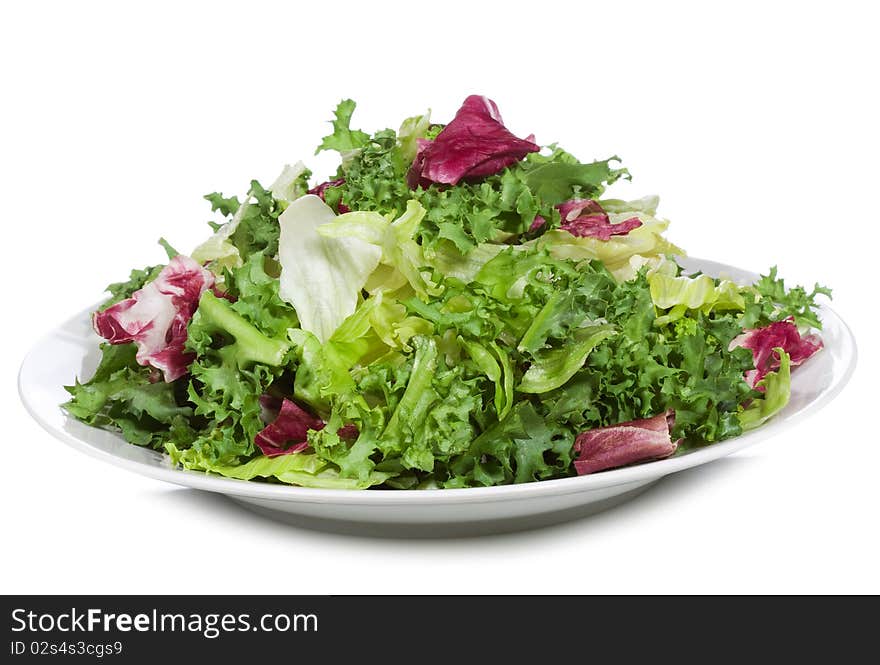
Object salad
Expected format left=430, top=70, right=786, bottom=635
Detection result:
left=63, top=96, right=830, bottom=490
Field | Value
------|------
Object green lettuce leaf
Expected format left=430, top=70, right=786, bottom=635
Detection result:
left=523, top=158, right=629, bottom=205
left=227, top=180, right=286, bottom=260
left=367, top=292, right=434, bottom=351
left=192, top=290, right=290, bottom=367
left=285, top=294, right=397, bottom=415
left=317, top=199, right=440, bottom=298
left=519, top=324, right=616, bottom=393
left=649, top=272, right=744, bottom=325
left=269, top=161, right=311, bottom=202
left=222, top=252, right=299, bottom=340
left=447, top=402, right=575, bottom=487
left=63, top=343, right=193, bottom=448
left=277, top=195, right=382, bottom=343
left=167, top=443, right=391, bottom=488
left=423, top=240, right=506, bottom=283
left=380, top=335, right=441, bottom=467
left=738, top=349, right=791, bottom=430
left=192, top=231, right=242, bottom=274
left=204, top=192, right=240, bottom=217
left=397, top=110, right=431, bottom=164
left=315, top=99, right=370, bottom=155
left=195, top=166, right=309, bottom=272
left=273, top=468, right=392, bottom=489
left=287, top=328, right=353, bottom=414
left=460, top=338, right=514, bottom=419
left=740, top=266, right=832, bottom=330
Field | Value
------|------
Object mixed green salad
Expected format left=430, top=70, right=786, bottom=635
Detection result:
left=64, top=96, right=830, bottom=489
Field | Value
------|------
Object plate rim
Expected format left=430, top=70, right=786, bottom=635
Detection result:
left=18, top=258, right=858, bottom=506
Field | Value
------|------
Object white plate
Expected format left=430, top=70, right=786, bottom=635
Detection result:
left=19, top=258, right=856, bottom=537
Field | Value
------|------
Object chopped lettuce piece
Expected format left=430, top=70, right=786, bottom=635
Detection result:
left=738, top=349, right=792, bottom=430
left=317, top=199, right=440, bottom=298
left=315, top=99, right=370, bottom=156
left=277, top=195, right=382, bottom=343
left=519, top=324, right=616, bottom=393
left=269, top=161, right=311, bottom=202
left=574, top=410, right=677, bottom=475
left=649, top=272, right=745, bottom=325
left=167, top=443, right=391, bottom=488
left=64, top=343, right=193, bottom=448
left=407, top=95, right=538, bottom=187
left=93, top=256, right=214, bottom=381
left=524, top=159, right=629, bottom=205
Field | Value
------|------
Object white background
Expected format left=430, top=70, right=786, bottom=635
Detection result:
left=2, top=1, right=877, bottom=594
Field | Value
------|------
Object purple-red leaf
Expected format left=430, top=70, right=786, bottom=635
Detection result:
left=573, top=410, right=678, bottom=475
left=254, top=398, right=325, bottom=457
left=308, top=178, right=350, bottom=213
left=93, top=255, right=214, bottom=382
left=558, top=198, right=642, bottom=240
left=336, top=423, right=360, bottom=440
left=730, top=318, right=823, bottom=388
left=255, top=397, right=360, bottom=456
left=528, top=215, right=547, bottom=233
left=407, top=95, right=539, bottom=188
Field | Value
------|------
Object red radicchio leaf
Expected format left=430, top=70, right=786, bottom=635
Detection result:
left=258, top=394, right=283, bottom=421
left=528, top=215, right=547, bottom=233
left=407, top=95, right=539, bottom=188
left=211, top=285, right=236, bottom=303
left=573, top=410, right=679, bottom=475
left=93, top=255, right=214, bottom=382
left=730, top=318, right=823, bottom=389
left=255, top=396, right=360, bottom=456
left=255, top=398, right=325, bottom=457
left=336, top=423, right=360, bottom=440
left=308, top=178, right=350, bottom=213
left=557, top=198, right=642, bottom=240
